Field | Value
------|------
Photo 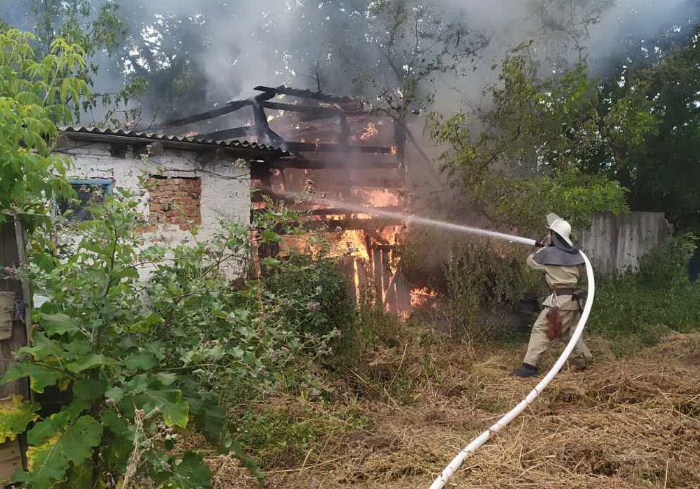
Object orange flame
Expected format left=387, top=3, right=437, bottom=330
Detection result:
left=359, top=122, right=379, bottom=141
left=410, top=287, right=438, bottom=309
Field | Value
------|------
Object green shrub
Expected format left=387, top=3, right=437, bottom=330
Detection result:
left=265, top=253, right=356, bottom=350
left=3, top=194, right=345, bottom=487
left=589, top=235, right=700, bottom=351
left=444, top=240, right=541, bottom=341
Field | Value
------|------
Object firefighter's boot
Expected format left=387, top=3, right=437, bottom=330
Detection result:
left=511, top=363, right=538, bottom=378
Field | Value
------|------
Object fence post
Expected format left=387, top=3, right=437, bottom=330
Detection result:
left=0, top=219, right=31, bottom=481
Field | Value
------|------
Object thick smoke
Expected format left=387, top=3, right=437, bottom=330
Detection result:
left=123, top=0, right=699, bottom=119
left=1, top=0, right=697, bottom=118
left=429, top=0, right=697, bottom=111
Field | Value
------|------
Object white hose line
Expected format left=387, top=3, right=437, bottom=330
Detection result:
left=429, top=251, right=595, bottom=489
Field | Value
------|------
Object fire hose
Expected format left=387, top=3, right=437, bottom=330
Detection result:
left=428, top=236, right=595, bottom=489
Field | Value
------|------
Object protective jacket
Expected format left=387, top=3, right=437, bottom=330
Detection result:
left=526, top=238, right=584, bottom=311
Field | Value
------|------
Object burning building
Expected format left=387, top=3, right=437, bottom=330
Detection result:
left=166, top=85, right=412, bottom=315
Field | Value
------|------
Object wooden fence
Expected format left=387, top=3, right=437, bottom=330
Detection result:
left=0, top=220, right=30, bottom=481
left=578, top=212, right=672, bottom=275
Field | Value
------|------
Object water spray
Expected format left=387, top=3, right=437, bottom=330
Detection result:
left=270, top=190, right=595, bottom=487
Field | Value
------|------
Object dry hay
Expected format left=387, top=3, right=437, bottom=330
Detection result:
left=208, top=333, right=700, bottom=489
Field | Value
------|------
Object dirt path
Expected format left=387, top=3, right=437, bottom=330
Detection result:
left=211, top=334, right=700, bottom=488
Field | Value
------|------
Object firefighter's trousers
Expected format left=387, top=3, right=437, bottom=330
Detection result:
left=523, top=307, right=592, bottom=367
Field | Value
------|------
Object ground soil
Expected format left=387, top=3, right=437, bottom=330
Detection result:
left=206, top=333, right=700, bottom=489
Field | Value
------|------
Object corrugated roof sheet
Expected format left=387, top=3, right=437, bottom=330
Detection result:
left=59, top=126, right=285, bottom=154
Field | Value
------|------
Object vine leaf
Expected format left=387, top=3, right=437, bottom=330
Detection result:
left=14, top=415, right=103, bottom=489
left=133, top=389, right=189, bottom=428
left=0, top=396, right=40, bottom=442
left=1, top=362, right=68, bottom=393
left=66, top=354, right=110, bottom=373
left=187, top=397, right=226, bottom=444
left=27, top=400, right=89, bottom=446
left=124, top=351, right=158, bottom=372
left=165, top=452, right=213, bottom=489
left=38, top=313, right=79, bottom=336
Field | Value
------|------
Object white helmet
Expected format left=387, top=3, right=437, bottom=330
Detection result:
left=546, top=213, right=573, bottom=246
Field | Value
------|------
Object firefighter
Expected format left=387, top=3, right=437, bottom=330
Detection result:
left=511, top=213, right=592, bottom=378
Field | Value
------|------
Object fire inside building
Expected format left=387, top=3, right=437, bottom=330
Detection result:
left=165, top=85, right=413, bottom=315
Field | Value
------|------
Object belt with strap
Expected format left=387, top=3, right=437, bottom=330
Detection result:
left=552, top=287, right=576, bottom=296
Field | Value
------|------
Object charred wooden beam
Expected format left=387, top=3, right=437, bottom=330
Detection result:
left=286, top=142, right=394, bottom=154
left=262, top=101, right=338, bottom=117
left=254, top=85, right=353, bottom=103
left=271, top=158, right=400, bottom=170
left=261, top=101, right=368, bottom=117
left=164, top=100, right=253, bottom=127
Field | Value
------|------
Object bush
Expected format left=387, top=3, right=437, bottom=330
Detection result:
left=265, top=253, right=356, bottom=350
left=444, top=239, right=541, bottom=342
left=2, top=194, right=345, bottom=487
left=589, top=235, right=700, bottom=353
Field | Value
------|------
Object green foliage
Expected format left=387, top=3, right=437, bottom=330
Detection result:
left=0, top=396, right=41, bottom=442
left=1, top=191, right=348, bottom=486
left=17, top=416, right=103, bottom=489
left=589, top=236, right=700, bottom=354
left=433, top=28, right=700, bottom=236
left=486, top=168, right=628, bottom=233
left=427, top=53, right=629, bottom=235
left=444, top=240, right=539, bottom=342
left=236, top=401, right=371, bottom=468
left=636, top=234, right=696, bottom=286
left=141, top=221, right=340, bottom=407
left=0, top=29, right=87, bottom=223
left=602, top=29, right=700, bottom=232
left=22, top=0, right=144, bottom=126
left=265, top=253, right=355, bottom=349
left=2, top=196, right=215, bottom=487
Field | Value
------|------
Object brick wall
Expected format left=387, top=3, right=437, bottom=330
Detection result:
left=147, top=176, right=202, bottom=230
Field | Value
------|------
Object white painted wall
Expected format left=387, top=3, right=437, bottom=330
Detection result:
left=55, top=140, right=251, bottom=247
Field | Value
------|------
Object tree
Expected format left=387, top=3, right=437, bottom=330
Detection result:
left=428, top=50, right=631, bottom=233
left=604, top=26, right=700, bottom=231
left=0, top=28, right=87, bottom=224
left=1, top=0, right=144, bottom=126
left=529, top=0, right=615, bottom=64
left=59, top=0, right=488, bottom=125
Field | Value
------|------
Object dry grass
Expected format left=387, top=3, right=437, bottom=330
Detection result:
left=206, top=333, right=700, bottom=489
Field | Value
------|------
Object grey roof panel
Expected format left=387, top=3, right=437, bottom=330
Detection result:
left=59, top=126, right=285, bottom=154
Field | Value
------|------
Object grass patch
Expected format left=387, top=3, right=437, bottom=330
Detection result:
left=235, top=398, right=372, bottom=468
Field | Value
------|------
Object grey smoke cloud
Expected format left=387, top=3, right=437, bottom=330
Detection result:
left=1, top=0, right=697, bottom=117
left=428, top=0, right=697, bottom=111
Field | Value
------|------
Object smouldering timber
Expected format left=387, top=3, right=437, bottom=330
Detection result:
left=276, top=190, right=537, bottom=246
left=274, top=190, right=595, bottom=488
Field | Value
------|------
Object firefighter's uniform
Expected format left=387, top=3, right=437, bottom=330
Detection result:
left=522, top=253, right=592, bottom=368
left=512, top=213, right=592, bottom=378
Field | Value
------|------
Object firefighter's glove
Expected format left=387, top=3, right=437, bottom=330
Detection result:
left=534, top=239, right=547, bottom=248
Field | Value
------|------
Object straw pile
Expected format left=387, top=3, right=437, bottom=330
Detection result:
left=208, top=333, right=700, bottom=488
